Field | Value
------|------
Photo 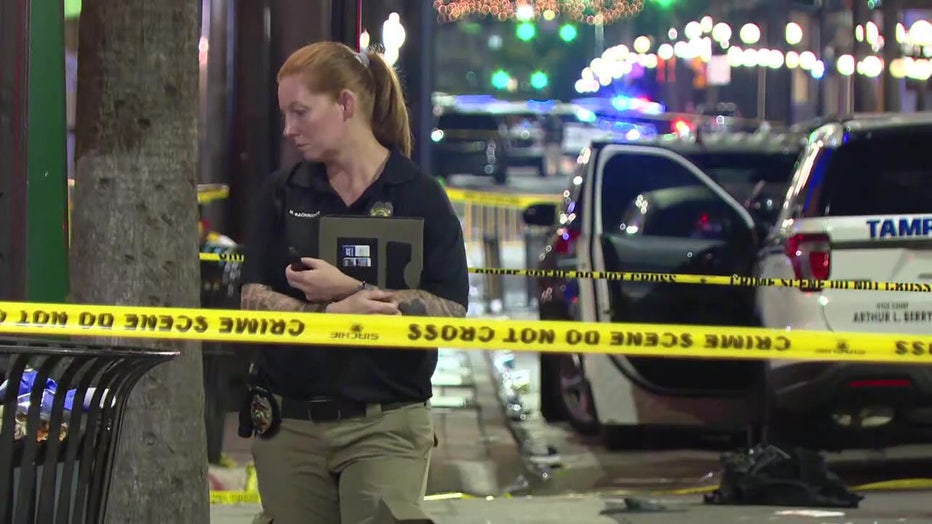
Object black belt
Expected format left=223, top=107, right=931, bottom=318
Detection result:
left=280, top=397, right=422, bottom=422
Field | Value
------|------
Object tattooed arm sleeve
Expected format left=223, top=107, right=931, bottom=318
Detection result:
left=391, top=289, right=466, bottom=318
left=241, top=283, right=328, bottom=313
left=389, top=179, right=470, bottom=318
left=239, top=172, right=328, bottom=314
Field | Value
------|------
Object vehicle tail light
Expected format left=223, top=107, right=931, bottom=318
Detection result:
left=848, top=378, right=912, bottom=389
left=554, top=227, right=580, bottom=255
left=672, top=119, right=692, bottom=136
left=785, top=233, right=831, bottom=290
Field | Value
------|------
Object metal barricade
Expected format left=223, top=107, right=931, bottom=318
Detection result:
left=523, top=226, right=551, bottom=308
left=460, top=201, right=525, bottom=246
left=481, top=235, right=504, bottom=314
left=0, top=337, right=177, bottom=523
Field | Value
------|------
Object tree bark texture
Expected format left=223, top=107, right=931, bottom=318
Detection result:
left=71, top=1, right=209, bottom=522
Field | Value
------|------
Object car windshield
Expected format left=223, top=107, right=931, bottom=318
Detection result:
left=815, top=128, right=932, bottom=216
left=503, top=113, right=542, bottom=132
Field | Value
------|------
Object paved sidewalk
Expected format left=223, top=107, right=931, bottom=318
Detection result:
left=211, top=491, right=932, bottom=523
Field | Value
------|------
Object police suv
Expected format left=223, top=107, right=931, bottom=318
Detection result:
left=755, top=113, right=932, bottom=447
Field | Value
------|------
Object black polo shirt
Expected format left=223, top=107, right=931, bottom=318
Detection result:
left=241, top=149, right=469, bottom=403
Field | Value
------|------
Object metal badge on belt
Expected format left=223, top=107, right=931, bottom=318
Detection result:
left=250, top=387, right=281, bottom=438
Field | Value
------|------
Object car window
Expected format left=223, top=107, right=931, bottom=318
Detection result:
left=437, top=113, right=499, bottom=130
left=617, top=188, right=744, bottom=240
left=814, top=129, right=932, bottom=216
left=599, top=152, right=705, bottom=233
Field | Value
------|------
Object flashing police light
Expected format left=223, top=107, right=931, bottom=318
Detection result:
left=610, top=95, right=665, bottom=115
left=453, top=94, right=498, bottom=105
left=574, top=107, right=597, bottom=123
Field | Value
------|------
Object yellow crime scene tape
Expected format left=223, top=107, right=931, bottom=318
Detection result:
left=467, top=267, right=932, bottom=293
left=200, top=252, right=246, bottom=263
left=197, top=252, right=932, bottom=294
left=443, top=187, right=562, bottom=209
left=1, top=300, right=932, bottom=365
left=197, top=184, right=230, bottom=204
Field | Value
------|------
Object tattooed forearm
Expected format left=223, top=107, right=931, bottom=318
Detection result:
left=241, top=284, right=328, bottom=313
left=390, top=289, right=466, bottom=318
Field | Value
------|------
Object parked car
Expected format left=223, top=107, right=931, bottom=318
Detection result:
left=431, top=108, right=509, bottom=184
left=522, top=131, right=804, bottom=444
left=501, top=110, right=547, bottom=176
left=755, top=113, right=932, bottom=449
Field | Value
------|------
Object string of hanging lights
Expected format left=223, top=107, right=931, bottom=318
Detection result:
left=432, top=0, right=645, bottom=25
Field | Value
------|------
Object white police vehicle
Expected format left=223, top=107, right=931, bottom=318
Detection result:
left=755, top=113, right=932, bottom=448
left=522, top=131, right=804, bottom=445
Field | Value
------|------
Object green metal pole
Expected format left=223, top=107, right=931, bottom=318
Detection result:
left=26, top=0, right=69, bottom=302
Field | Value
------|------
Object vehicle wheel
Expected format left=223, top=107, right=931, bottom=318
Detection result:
left=492, top=169, right=507, bottom=185
left=539, top=354, right=565, bottom=422
left=557, top=353, right=601, bottom=435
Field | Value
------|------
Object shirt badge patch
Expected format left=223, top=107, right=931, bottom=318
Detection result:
left=370, top=201, right=393, bottom=217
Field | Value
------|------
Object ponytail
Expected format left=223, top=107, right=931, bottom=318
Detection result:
left=365, top=52, right=413, bottom=158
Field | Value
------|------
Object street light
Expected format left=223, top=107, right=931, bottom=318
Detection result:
left=515, top=3, right=534, bottom=21
left=712, top=22, right=732, bottom=43
left=837, top=54, right=856, bottom=76
left=739, top=23, right=761, bottom=45
left=785, top=22, right=803, bottom=46
left=382, top=12, right=406, bottom=66
left=908, top=20, right=932, bottom=47
left=860, top=55, right=883, bottom=78
left=633, top=35, right=651, bottom=54
left=359, top=30, right=371, bottom=51
left=684, top=21, right=702, bottom=40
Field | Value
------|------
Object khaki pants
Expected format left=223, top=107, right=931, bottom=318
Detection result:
left=251, top=401, right=434, bottom=524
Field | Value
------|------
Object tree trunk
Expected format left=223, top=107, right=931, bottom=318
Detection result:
left=71, top=1, right=209, bottom=522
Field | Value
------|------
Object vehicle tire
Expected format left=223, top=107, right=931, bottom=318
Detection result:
left=550, top=352, right=601, bottom=435
left=492, top=169, right=507, bottom=185
left=539, top=354, right=566, bottom=422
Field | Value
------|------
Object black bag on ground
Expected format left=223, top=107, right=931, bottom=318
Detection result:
left=704, top=445, right=863, bottom=508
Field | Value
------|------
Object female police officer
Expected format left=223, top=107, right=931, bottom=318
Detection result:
left=240, top=41, right=469, bottom=524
